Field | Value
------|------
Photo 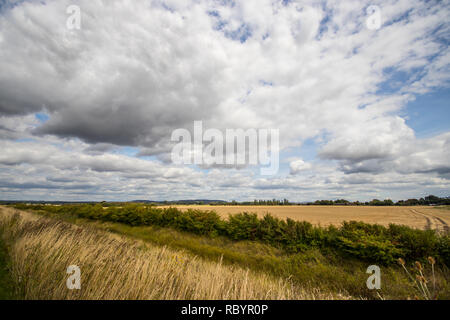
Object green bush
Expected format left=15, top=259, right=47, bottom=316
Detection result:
left=226, top=213, right=260, bottom=240
left=176, top=209, right=222, bottom=236
left=437, top=235, right=450, bottom=266
left=336, top=229, right=405, bottom=264
left=387, top=224, right=439, bottom=261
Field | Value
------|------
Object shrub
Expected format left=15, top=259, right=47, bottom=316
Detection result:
left=437, top=235, right=450, bottom=266
left=387, top=224, right=439, bottom=261
left=176, top=210, right=222, bottom=236
left=257, top=214, right=285, bottom=244
left=226, top=213, right=260, bottom=241
left=336, top=229, right=405, bottom=264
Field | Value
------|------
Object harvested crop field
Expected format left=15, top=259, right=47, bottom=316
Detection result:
left=160, top=205, right=450, bottom=232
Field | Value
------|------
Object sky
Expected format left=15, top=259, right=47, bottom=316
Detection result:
left=0, top=0, right=449, bottom=202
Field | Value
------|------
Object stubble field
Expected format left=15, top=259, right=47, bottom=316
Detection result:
left=161, top=205, right=450, bottom=232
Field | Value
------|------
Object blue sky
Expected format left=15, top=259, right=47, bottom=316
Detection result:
left=404, top=89, right=450, bottom=138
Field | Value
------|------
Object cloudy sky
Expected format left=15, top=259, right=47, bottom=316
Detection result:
left=0, top=0, right=449, bottom=202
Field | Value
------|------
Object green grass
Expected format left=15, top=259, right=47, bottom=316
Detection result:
left=0, top=237, right=16, bottom=300
left=22, top=209, right=450, bottom=299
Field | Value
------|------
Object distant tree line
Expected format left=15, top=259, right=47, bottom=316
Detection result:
left=2, top=195, right=449, bottom=207
left=214, top=195, right=450, bottom=206
left=311, top=195, right=450, bottom=206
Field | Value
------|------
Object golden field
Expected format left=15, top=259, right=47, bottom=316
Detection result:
left=160, top=205, right=450, bottom=232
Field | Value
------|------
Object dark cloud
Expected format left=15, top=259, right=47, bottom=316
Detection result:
left=0, top=180, right=94, bottom=190
left=1, top=0, right=228, bottom=149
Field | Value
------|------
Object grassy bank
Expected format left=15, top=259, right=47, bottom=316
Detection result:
left=0, top=207, right=347, bottom=300
left=9, top=205, right=450, bottom=299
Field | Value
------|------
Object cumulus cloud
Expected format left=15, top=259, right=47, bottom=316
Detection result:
left=1, top=0, right=229, bottom=149
left=290, top=159, right=313, bottom=174
left=319, top=116, right=415, bottom=162
left=0, top=0, right=449, bottom=200
left=323, top=127, right=450, bottom=176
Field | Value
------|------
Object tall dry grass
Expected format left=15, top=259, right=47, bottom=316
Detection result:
left=0, top=207, right=349, bottom=300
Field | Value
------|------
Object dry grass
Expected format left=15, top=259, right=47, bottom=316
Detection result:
left=161, top=205, right=450, bottom=232
left=0, top=207, right=350, bottom=300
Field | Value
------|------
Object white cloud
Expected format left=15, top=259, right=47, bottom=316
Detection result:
left=290, top=159, right=313, bottom=174
left=0, top=0, right=449, bottom=200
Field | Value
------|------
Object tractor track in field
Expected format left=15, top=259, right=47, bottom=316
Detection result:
left=410, top=209, right=449, bottom=233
